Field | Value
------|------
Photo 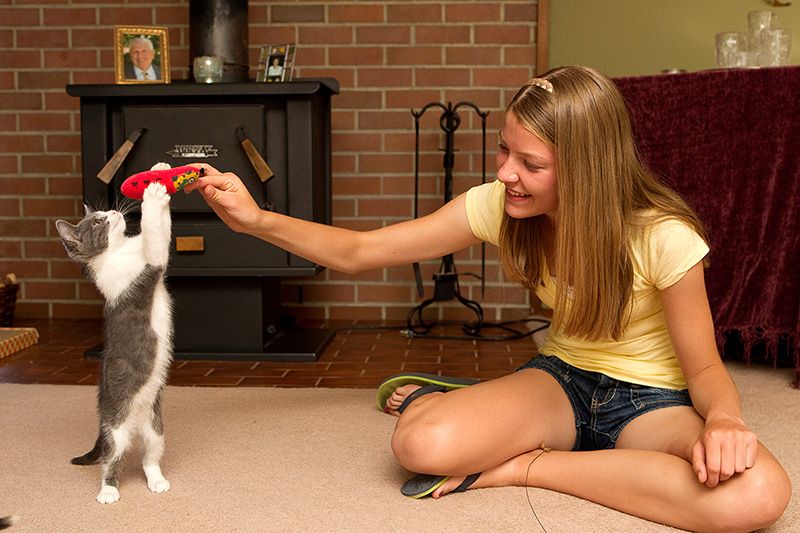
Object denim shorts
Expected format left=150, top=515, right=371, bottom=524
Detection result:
left=517, top=355, right=693, bottom=451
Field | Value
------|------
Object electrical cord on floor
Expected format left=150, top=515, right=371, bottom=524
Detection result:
left=332, top=317, right=550, bottom=342
left=331, top=325, right=406, bottom=334
left=404, top=317, right=551, bottom=341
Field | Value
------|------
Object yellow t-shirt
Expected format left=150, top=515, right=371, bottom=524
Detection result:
left=465, top=180, right=709, bottom=389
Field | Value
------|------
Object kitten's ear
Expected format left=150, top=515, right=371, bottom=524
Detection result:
left=83, top=204, right=93, bottom=216
left=55, top=220, right=81, bottom=259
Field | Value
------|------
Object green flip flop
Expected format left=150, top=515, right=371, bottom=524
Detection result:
left=375, top=372, right=479, bottom=412
left=401, top=472, right=481, bottom=499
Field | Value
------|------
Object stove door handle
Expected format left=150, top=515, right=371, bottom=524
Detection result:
left=97, top=128, right=146, bottom=184
left=236, top=127, right=274, bottom=183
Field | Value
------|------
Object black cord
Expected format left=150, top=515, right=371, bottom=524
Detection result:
left=406, top=317, right=550, bottom=341
left=331, top=324, right=407, bottom=333
left=332, top=318, right=550, bottom=342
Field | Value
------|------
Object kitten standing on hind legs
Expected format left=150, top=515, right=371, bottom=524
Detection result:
left=56, top=179, right=174, bottom=504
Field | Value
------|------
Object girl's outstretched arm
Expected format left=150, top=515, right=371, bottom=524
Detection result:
left=184, top=163, right=482, bottom=274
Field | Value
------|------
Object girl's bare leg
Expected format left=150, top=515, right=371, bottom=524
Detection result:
left=391, top=369, right=578, bottom=476
left=391, top=374, right=791, bottom=532
left=440, top=441, right=790, bottom=532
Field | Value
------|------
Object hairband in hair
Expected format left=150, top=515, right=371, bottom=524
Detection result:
left=528, top=77, right=553, bottom=93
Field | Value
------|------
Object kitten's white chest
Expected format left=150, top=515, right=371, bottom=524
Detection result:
left=91, top=236, right=147, bottom=301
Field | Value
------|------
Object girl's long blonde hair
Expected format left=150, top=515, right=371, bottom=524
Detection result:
left=500, top=65, right=708, bottom=341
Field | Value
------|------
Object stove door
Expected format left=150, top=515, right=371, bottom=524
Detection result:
left=120, top=104, right=266, bottom=213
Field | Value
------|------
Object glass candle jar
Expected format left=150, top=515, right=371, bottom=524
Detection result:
left=193, top=56, right=224, bottom=83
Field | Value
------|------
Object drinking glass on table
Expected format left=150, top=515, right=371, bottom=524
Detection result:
left=759, top=28, right=791, bottom=66
left=716, top=32, right=748, bottom=68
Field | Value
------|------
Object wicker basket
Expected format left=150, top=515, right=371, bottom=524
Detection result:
left=1, top=274, right=19, bottom=327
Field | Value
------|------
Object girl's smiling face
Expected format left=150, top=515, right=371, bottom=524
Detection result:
left=495, top=112, right=558, bottom=222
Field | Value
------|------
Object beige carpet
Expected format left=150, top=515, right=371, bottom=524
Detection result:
left=1, top=361, right=797, bottom=532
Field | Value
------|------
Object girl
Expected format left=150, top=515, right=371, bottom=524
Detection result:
left=187, top=66, right=790, bottom=532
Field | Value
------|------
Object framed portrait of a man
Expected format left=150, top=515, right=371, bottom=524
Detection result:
left=115, top=26, right=170, bottom=84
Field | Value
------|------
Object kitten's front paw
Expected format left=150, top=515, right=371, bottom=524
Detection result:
left=96, top=485, right=120, bottom=504
left=150, top=162, right=171, bottom=171
left=148, top=478, right=171, bottom=494
left=142, top=182, right=170, bottom=206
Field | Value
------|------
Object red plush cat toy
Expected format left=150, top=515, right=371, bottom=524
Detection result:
left=120, top=164, right=205, bottom=200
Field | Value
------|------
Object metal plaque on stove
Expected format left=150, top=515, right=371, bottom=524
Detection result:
left=120, top=104, right=266, bottom=213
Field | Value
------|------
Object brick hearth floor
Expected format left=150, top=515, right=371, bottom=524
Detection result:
left=0, top=319, right=544, bottom=388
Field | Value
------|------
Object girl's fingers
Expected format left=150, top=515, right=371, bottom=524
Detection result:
left=718, top=439, right=735, bottom=481
left=703, top=439, right=722, bottom=487
left=186, top=173, right=239, bottom=194
left=745, top=439, right=758, bottom=469
left=735, top=441, right=748, bottom=474
left=692, top=441, right=708, bottom=484
left=191, top=161, right=221, bottom=174
left=184, top=162, right=223, bottom=192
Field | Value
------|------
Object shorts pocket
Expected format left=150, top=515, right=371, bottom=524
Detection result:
left=629, top=384, right=645, bottom=410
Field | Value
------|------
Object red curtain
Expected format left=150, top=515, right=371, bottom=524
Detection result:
left=615, top=66, right=800, bottom=387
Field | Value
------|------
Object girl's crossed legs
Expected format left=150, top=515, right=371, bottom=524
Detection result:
left=388, top=361, right=790, bottom=532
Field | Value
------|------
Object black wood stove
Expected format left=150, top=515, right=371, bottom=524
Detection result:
left=66, top=79, right=339, bottom=361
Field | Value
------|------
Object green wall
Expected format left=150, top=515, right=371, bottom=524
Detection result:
left=548, top=0, right=799, bottom=77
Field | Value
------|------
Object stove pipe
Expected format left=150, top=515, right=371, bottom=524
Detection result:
left=189, top=0, right=249, bottom=82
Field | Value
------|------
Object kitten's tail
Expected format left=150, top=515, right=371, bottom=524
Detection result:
left=0, top=515, right=18, bottom=530
left=71, top=435, right=103, bottom=465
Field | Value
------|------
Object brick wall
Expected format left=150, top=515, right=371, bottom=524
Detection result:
left=0, top=1, right=544, bottom=323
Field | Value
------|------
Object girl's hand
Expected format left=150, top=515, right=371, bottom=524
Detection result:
left=692, top=413, right=758, bottom=488
left=184, top=163, right=264, bottom=234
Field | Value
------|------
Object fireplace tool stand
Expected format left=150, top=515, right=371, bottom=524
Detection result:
left=406, top=101, right=489, bottom=337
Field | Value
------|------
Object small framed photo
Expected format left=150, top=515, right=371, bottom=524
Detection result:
left=257, top=44, right=296, bottom=83
left=115, top=26, right=170, bottom=84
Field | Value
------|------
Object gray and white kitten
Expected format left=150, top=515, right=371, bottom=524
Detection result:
left=55, top=178, right=173, bottom=504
